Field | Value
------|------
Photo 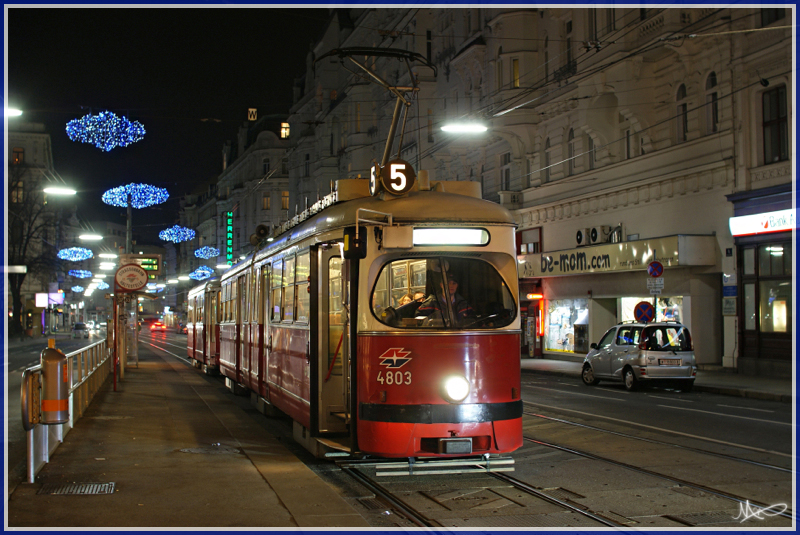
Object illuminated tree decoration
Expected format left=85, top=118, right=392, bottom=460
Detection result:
left=159, top=225, right=196, bottom=243
left=96, top=281, right=110, bottom=290
left=189, top=265, right=214, bottom=280
left=71, top=286, right=85, bottom=293
left=194, top=246, right=220, bottom=259
left=66, top=111, right=145, bottom=152
left=68, top=269, right=93, bottom=278
left=102, top=183, right=169, bottom=209
left=58, top=247, right=94, bottom=262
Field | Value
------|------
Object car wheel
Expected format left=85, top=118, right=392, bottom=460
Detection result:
left=581, top=364, right=600, bottom=386
left=678, top=380, right=694, bottom=393
left=623, top=368, right=638, bottom=392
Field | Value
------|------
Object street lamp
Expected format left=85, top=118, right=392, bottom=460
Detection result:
left=6, top=108, right=22, bottom=117
left=43, top=186, right=77, bottom=195
left=79, top=234, right=103, bottom=241
left=441, top=122, right=488, bottom=133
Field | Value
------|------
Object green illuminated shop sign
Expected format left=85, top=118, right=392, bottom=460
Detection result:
left=226, top=211, right=234, bottom=265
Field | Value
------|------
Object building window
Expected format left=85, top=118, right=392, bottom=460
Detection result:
left=11, top=181, right=24, bottom=203
left=742, top=242, right=793, bottom=334
left=355, top=103, right=361, bottom=133
left=705, top=72, right=719, bottom=134
left=304, top=154, right=310, bottom=177
left=625, top=128, right=632, bottom=159
left=565, top=20, right=573, bottom=65
left=262, top=194, right=270, bottom=211
left=281, top=158, right=288, bottom=174
left=544, top=37, right=549, bottom=82
left=543, top=139, right=551, bottom=182
left=761, top=8, right=785, bottom=26
left=280, top=122, right=290, bottom=139
left=676, top=83, right=688, bottom=143
left=567, top=129, right=576, bottom=176
left=763, top=86, right=788, bottom=164
left=588, top=10, right=597, bottom=41
left=281, top=191, right=289, bottom=210
left=605, top=8, right=615, bottom=34
left=427, top=109, right=434, bottom=143
left=12, top=147, right=24, bottom=165
left=501, top=152, right=512, bottom=190
left=262, top=158, right=270, bottom=175
left=426, top=30, right=432, bottom=62
left=587, top=136, right=595, bottom=170
left=512, top=59, right=520, bottom=88
left=497, top=47, right=503, bottom=91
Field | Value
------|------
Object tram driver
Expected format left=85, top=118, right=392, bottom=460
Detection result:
left=417, top=276, right=475, bottom=325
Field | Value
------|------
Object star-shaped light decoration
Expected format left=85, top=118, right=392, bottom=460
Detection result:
left=66, top=111, right=145, bottom=151
left=159, top=225, right=196, bottom=243
left=194, top=246, right=220, bottom=259
left=58, top=247, right=94, bottom=262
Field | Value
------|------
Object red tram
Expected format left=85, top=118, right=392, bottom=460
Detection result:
left=186, top=279, right=221, bottom=375
left=193, top=175, right=523, bottom=460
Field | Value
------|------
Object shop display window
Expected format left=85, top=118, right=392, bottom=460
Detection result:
left=544, top=299, right=589, bottom=353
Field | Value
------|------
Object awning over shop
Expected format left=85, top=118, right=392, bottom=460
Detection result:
left=517, top=234, right=717, bottom=278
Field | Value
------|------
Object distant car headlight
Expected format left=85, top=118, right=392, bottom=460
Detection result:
left=442, top=375, right=470, bottom=402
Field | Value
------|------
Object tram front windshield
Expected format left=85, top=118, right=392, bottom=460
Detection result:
left=372, top=257, right=516, bottom=330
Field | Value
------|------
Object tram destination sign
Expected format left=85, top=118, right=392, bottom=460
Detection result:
left=119, top=253, right=162, bottom=276
left=115, top=264, right=148, bottom=292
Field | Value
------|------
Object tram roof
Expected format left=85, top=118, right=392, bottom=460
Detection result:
left=250, top=188, right=515, bottom=263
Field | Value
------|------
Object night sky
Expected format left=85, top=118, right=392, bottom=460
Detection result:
left=7, top=7, right=330, bottom=242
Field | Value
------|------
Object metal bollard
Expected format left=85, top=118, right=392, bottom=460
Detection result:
left=40, top=340, right=70, bottom=425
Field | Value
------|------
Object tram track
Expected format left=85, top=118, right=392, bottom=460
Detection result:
left=524, top=411, right=793, bottom=473
left=337, top=459, right=626, bottom=528
left=520, top=433, right=795, bottom=522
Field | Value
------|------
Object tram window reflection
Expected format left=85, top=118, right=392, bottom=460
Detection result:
left=372, top=257, right=516, bottom=330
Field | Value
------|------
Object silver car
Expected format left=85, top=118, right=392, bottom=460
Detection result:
left=581, top=321, right=696, bottom=392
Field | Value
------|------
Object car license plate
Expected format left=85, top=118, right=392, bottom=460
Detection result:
left=659, top=359, right=681, bottom=366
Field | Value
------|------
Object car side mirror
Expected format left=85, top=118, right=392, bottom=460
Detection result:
left=590, top=343, right=598, bottom=350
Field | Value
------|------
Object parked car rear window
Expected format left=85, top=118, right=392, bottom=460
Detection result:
left=641, top=326, right=692, bottom=351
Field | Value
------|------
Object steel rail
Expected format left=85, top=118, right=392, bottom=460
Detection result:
left=524, top=411, right=794, bottom=474
left=523, top=436, right=795, bottom=521
left=339, top=466, right=435, bottom=527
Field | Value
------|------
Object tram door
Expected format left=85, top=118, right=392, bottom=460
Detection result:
left=317, top=246, right=349, bottom=434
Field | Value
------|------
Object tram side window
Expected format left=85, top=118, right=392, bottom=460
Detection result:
left=231, top=278, right=238, bottom=323
left=271, top=261, right=283, bottom=322
left=198, top=294, right=204, bottom=324
left=222, top=283, right=229, bottom=322
left=372, top=257, right=516, bottom=330
left=283, top=256, right=296, bottom=322
left=296, top=252, right=310, bottom=323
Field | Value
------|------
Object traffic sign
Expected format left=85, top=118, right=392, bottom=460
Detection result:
left=115, top=264, right=148, bottom=292
left=646, top=277, right=664, bottom=288
left=647, top=261, right=664, bottom=277
left=634, top=301, right=655, bottom=323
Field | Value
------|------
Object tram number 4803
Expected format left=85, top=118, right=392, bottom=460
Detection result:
left=377, top=370, right=412, bottom=385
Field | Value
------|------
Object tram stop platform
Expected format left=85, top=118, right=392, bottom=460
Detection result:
left=521, top=355, right=793, bottom=403
left=7, top=343, right=370, bottom=529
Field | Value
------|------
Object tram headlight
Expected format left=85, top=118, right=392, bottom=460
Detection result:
left=442, top=376, right=470, bottom=403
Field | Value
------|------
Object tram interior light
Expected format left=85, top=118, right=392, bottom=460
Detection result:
left=413, top=228, right=489, bottom=246
left=442, top=376, right=470, bottom=402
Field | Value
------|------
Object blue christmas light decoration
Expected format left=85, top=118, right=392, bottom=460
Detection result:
left=58, top=247, right=94, bottom=262
left=159, top=225, right=196, bottom=243
left=194, top=246, right=220, bottom=259
left=189, top=265, right=214, bottom=281
left=96, top=281, right=110, bottom=290
left=71, top=286, right=85, bottom=293
left=66, top=111, right=145, bottom=152
left=68, top=269, right=93, bottom=278
left=102, top=183, right=169, bottom=209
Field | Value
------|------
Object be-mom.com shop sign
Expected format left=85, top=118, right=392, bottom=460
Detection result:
left=517, top=235, right=717, bottom=278
left=115, top=264, right=148, bottom=291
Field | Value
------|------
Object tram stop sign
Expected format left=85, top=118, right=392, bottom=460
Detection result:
left=634, top=301, right=655, bottom=323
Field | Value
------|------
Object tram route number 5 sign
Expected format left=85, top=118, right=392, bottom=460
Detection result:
left=115, top=264, right=148, bottom=292
left=370, top=158, right=416, bottom=196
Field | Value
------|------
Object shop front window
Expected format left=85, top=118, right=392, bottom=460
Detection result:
left=545, top=299, right=589, bottom=353
left=759, top=281, right=791, bottom=332
left=372, top=257, right=516, bottom=330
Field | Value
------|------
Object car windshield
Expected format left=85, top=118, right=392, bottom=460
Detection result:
left=641, top=325, right=692, bottom=351
left=74, top=323, right=86, bottom=329
left=372, top=257, right=516, bottom=330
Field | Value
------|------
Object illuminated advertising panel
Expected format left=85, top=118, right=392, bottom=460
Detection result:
left=226, top=211, right=234, bottom=265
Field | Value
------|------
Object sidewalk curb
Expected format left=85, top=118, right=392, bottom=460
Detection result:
left=521, top=367, right=791, bottom=404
